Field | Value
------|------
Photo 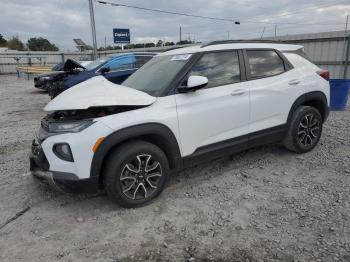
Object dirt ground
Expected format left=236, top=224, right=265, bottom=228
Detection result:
left=0, top=74, right=349, bottom=262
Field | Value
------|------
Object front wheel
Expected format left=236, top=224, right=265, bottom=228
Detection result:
left=104, top=141, right=169, bottom=208
left=283, top=106, right=323, bottom=153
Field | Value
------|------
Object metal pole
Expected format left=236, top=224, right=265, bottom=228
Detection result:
left=342, top=15, right=349, bottom=78
left=344, top=33, right=350, bottom=79
left=180, top=26, right=182, bottom=43
left=88, top=0, right=98, bottom=60
left=274, top=24, right=277, bottom=39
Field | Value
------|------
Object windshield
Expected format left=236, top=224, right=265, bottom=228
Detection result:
left=122, top=54, right=191, bottom=96
left=84, top=57, right=108, bottom=71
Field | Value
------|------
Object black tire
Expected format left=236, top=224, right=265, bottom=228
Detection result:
left=104, top=141, right=169, bottom=208
left=283, top=106, right=323, bottom=153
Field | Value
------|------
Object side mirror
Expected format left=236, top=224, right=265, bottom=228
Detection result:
left=99, top=67, right=110, bottom=75
left=178, top=75, right=208, bottom=93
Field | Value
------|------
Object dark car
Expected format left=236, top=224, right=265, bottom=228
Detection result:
left=47, top=52, right=157, bottom=98
left=34, top=62, right=65, bottom=90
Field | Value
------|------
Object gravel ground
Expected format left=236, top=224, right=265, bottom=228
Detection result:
left=0, top=74, right=349, bottom=262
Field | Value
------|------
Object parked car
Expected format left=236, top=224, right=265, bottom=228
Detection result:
left=30, top=41, right=330, bottom=207
left=34, top=62, right=65, bottom=90
left=46, top=52, right=157, bottom=98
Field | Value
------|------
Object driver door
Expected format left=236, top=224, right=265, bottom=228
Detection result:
left=174, top=50, right=250, bottom=162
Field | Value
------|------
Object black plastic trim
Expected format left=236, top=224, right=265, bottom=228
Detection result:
left=183, top=124, right=287, bottom=168
left=52, top=172, right=99, bottom=193
left=201, top=40, right=286, bottom=47
left=287, top=91, right=329, bottom=124
left=90, top=123, right=182, bottom=182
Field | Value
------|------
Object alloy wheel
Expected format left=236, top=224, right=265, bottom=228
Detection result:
left=120, top=154, right=163, bottom=200
left=297, top=113, right=320, bottom=147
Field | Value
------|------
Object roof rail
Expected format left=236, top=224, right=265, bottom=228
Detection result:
left=201, top=39, right=286, bottom=48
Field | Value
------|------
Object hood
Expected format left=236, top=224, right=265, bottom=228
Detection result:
left=63, top=58, right=86, bottom=72
left=38, top=71, right=65, bottom=77
left=44, top=76, right=156, bottom=112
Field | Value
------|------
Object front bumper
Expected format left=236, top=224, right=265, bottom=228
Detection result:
left=29, top=139, right=99, bottom=193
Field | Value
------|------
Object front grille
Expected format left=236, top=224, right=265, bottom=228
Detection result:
left=30, top=140, right=50, bottom=171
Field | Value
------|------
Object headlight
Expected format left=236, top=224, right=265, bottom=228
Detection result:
left=49, top=120, right=94, bottom=133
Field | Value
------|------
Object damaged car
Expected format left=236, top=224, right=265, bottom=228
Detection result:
left=30, top=41, right=329, bottom=208
left=34, top=62, right=65, bottom=91
left=46, top=52, right=156, bottom=98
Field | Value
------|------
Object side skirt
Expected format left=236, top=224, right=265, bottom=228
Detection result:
left=182, top=124, right=287, bottom=169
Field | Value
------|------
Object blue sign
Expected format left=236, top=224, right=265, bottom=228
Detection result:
left=113, top=28, right=130, bottom=44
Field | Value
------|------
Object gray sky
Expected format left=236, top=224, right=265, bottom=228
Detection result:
left=0, top=0, right=349, bottom=51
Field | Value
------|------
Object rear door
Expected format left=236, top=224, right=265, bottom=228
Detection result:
left=175, top=50, right=250, bottom=158
left=244, top=49, right=305, bottom=135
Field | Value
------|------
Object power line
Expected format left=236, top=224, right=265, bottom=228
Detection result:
left=95, top=0, right=345, bottom=26
left=96, top=0, right=241, bottom=24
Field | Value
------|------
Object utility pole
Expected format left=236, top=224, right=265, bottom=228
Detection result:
left=104, top=36, right=107, bottom=49
left=88, top=0, right=98, bottom=60
left=274, top=24, right=277, bottom=39
left=342, top=14, right=349, bottom=78
left=179, top=26, right=182, bottom=43
left=227, top=31, right=230, bottom=40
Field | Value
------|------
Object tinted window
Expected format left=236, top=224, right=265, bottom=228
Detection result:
left=247, top=50, right=285, bottom=78
left=189, top=51, right=240, bottom=88
left=135, top=56, right=153, bottom=68
left=107, top=55, right=136, bottom=71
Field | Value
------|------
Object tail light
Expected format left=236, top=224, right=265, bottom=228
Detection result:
left=317, top=70, right=330, bottom=81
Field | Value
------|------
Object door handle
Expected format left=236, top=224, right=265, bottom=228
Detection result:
left=288, top=79, right=301, bottom=85
left=231, top=89, right=245, bottom=96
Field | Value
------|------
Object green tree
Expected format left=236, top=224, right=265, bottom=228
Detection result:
left=176, top=40, right=193, bottom=45
left=164, top=42, right=175, bottom=46
left=7, top=36, right=25, bottom=51
left=27, top=37, right=59, bottom=51
left=145, top=42, right=155, bottom=48
left=0, top=34, right=7, bottom=47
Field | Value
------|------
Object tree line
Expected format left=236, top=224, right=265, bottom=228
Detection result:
left=0, top=34, right=59, bottom=51
left=98, top=39, right=194, bottom=51
left=0, top=34, right=195, bottom=52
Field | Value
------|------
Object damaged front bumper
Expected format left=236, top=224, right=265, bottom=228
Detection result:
left=29, top=139, right=99, bottom=193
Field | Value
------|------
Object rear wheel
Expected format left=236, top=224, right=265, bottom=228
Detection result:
left=283, top=106, right=323, bottom=153
left=104, top=141, right=169, bottom=208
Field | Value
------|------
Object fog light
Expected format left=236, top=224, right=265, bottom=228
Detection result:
left=53, top=143, right=74, bottom=162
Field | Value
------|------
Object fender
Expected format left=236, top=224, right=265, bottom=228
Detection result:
left=287, top=91, right=329, bottom=125
left=90, top=123, right=183, bottom=183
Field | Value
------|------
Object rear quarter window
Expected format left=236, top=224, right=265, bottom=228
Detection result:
left=246, top=50, right=286, bottom=79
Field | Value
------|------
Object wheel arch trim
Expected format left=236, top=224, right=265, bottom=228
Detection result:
left=287, top=91, right=329, bottom=125
left=90, top=123, right=182, bottom=183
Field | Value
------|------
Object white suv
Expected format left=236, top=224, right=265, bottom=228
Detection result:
left=30, top=41, right=330, bottom=207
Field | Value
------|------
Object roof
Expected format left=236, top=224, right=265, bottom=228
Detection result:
left=158, top=42, right=303, bottom=56
left=108, top=52, right=158, bottom=57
